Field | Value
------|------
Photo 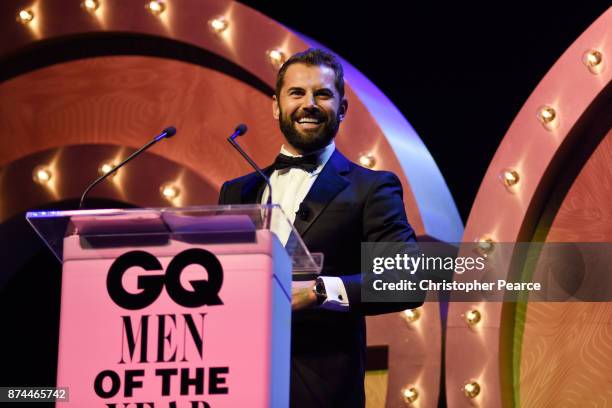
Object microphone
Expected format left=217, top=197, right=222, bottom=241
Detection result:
left=78, top=126, right=177, bottom=209
left=229, top=124, right=247, bottom=140
left=226, top=124, right=273, bottom=206
left=226, top=124, right=273, bottom=229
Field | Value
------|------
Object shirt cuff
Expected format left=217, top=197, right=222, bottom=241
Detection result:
left=318, top=276, right=350, bottom=311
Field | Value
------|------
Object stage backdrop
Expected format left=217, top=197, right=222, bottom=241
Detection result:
left=0, top=1, right=464, bottom=407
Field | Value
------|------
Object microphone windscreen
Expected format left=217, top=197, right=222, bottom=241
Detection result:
left=163, top=126, right=177, bottom=138
left=235, top=124, right=248, bottom=136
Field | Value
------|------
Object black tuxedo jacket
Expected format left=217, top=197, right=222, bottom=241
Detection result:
left=219, top=149, right=422, bottom=407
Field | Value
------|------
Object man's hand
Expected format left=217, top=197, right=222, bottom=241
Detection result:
left=292, top=280, right=317, bottom=310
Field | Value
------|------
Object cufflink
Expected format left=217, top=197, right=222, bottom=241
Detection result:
left=313, top=278, right=327, bottom=306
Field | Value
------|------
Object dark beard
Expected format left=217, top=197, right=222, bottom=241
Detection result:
left=279, top=108, right=340, bottom=153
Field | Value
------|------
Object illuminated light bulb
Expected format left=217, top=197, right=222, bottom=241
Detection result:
left=98, top=161, right=117, bottom=177
left=401, top=386, right=419, bottom=404
left=465, top=309, right=482, bottom=326
left=359, top=153, right=376, bottom=169
left=538, top=106, right=556, bottom=124
left=267, top=48, right=286, bottom=69
left=582, top=50, right=603, bottom=74
left=209, top=16, right=229, bottom=34
left=33, top=165, right=52, bottom=185
left=500, top=169, right=520, bottom=187
left=145, top=0, right=166, bottom=16
left=476, top=236, right=495, bottom=256
left=17, top=9, right=35, bottom=24
left=536, top=105, right=558, bottom=130
left=81, top=0, right=100, bottom=13
left=160, top=182, right=180, bottom=200
left=463, top=380, right=481, bottom=398
left=402, top=308, right=421, bottom=324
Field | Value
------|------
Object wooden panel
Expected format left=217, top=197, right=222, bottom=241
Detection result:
left=0, top=56, right=279, bottom=188
left=366, top=371, right=389, bottom=408
left=367, top=303, right=442, bottom=408
left=520, top=129, right=612, bottom=407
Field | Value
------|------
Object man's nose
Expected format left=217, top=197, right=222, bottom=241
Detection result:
left=302, top=93, right=317, bottom=109
left=302, top=96, right=319, bottom=111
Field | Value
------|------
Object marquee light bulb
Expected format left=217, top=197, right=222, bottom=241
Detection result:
left=582, top=50, right=603, bottom=74
left=476, top=236, right=495, bottom=255
left=209, top=16, right=229, bottom=34
left=401, top=386, right=419, bottom=404
left=538, top=106, right=556, bottom=124
left=267, top=48, right=286, bottom=69
left=17, top=9, right=35, bottom=24
left=463, top=380, right=481, bottom=398
left=98, top=161, right=117, bottom=177
left=33, top=165, right=52, bottom=185
left=500, top=169, right=520, bottom=187
left=81, top=0, right=100, bottom=13
left=160, top=182, right=180, bottom=200
left=465, top=309, right=482, bottom=326
left=537, top=105, right=558, bottom=130
left=359, top=153, right=376, bottom=169
left=402, top=308, right=421, bottom=324
left=145, top=1, right=166, bottom=16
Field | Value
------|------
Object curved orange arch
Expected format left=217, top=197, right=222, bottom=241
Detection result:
left=445, top=7, right=611, bottom=408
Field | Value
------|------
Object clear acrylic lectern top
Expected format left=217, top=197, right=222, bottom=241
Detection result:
left=26, top=204, right=323, bottom=276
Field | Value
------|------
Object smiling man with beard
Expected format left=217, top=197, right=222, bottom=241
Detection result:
left=219, top=49, right=422, bottom=407
left=275, top=57, right=344, bottom=154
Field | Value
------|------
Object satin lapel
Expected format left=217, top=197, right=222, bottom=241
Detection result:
left=240, top=166, right=274, bottom=204
left=293, top=150, right=350, bottom=236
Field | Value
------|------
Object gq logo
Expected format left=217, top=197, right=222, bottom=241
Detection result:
left=107, top=248, right=223, bottom=310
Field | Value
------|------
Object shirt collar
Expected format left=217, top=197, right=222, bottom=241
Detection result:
left=279, top=141, right=336, bottom=175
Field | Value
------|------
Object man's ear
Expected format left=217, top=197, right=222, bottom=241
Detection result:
left=338, top=98, right=348, bottom=122
left=272, top=95, right=280, bottom=120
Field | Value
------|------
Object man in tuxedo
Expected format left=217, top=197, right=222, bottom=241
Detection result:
left=218, top=48, right=423, bottom=407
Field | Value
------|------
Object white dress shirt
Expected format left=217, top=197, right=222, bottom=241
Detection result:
left=261, top=142, right=349, bottom=311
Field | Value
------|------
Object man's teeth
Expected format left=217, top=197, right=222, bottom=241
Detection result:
left=297, top=118, right=321, bottom=124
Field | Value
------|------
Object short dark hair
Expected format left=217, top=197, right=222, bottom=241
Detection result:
left=275, top=48, right=345, bottom=99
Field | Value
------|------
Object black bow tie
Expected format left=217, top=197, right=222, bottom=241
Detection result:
left=272, top=154, right=319, bottom=173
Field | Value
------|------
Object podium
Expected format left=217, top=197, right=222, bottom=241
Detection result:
left=26, top=204, right=322, bottom=407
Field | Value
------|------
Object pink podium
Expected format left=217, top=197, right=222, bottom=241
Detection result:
left=27, top=205, right=322, bottom=407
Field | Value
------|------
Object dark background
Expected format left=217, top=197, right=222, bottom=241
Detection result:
left=239, top=2, right=610, bottom=221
